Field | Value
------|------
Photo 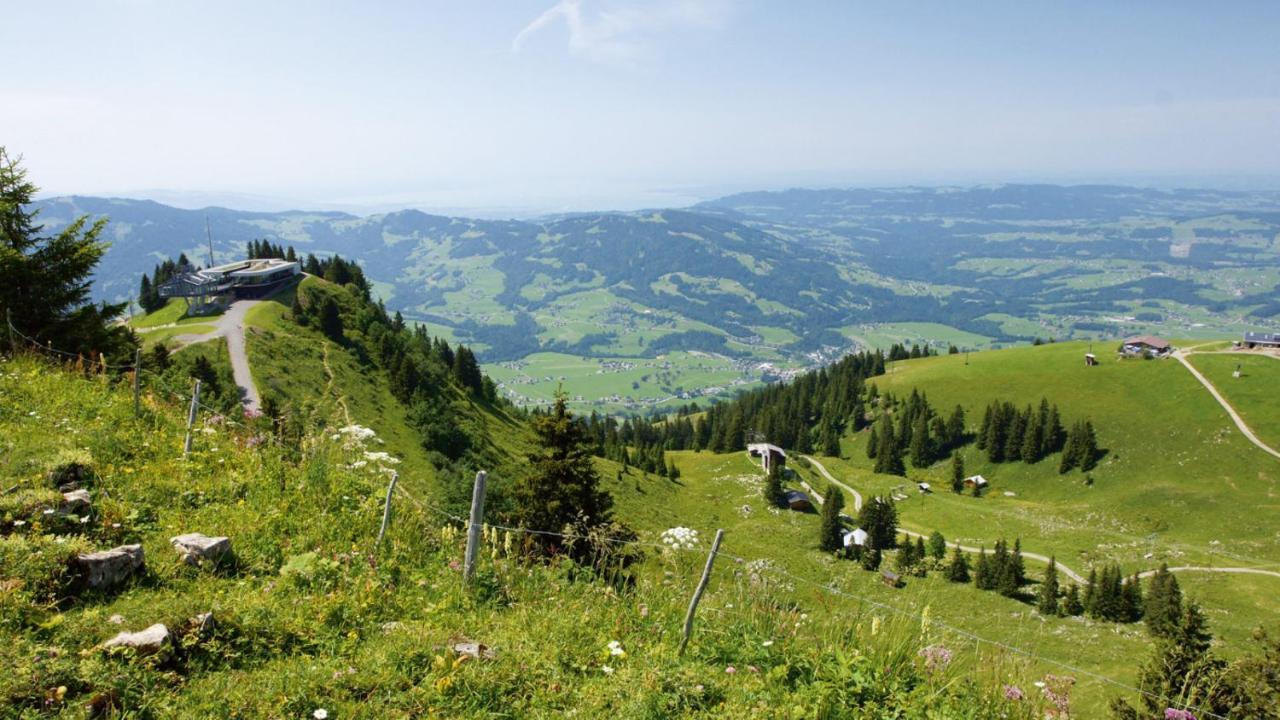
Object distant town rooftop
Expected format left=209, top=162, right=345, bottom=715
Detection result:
left=1122, top=335, right=1171, bottom=350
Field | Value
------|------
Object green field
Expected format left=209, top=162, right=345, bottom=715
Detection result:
left=484, top=350, right=779, bottom=413
left=841, top=322, right=995, bottom=351
left=1187, top=352, right=1280, bottom=451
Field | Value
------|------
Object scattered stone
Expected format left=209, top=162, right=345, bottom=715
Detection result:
left=102, top=623, right=169, bottom=655
left=170, top=533, right=231, bottom=565
left=452, top=640, right=496, bottom=661
left=108, top=614, right=126, bottom=625
left=76, top=545, right=144, bottom=590
left=61, top=489, right=91, bottom=513
left=380, top=621, right=404, bottom=634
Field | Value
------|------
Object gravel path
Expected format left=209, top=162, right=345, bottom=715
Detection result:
left=167, top=300, right=262, bottom=413
left=1174, top=349, right=1280, bottom=461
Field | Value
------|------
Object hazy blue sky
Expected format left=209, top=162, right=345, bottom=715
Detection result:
left=4, top=1, right=1279, bottom=213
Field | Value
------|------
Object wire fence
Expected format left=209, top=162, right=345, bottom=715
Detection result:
left=389, top=478, right=1226, bottom=719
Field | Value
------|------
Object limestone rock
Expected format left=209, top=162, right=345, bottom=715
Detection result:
left=61, top=489, right=91, bottom=513
left=76, top=545, right=144, bottom=590
left=452, top=641, right=496, bottom=661
left=102, top=623, right=169, bottom=655
left=170, top=533, right=231, bottom=565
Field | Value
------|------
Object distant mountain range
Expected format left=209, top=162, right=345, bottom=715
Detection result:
left=32, top=184, right=1280, bottom=371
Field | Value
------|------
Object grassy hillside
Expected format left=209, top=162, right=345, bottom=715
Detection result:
left=1187, top=352, right=1280, bottom=450
left=0, top=355, right=1062, bottom=718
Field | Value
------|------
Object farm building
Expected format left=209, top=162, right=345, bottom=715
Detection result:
left=782, top=490, right=812, bottom=511
left=880, top=569, right=902, bottom=588
left=917, top=482, right=932, bottom=494
left=747, top=443, right=787, bottom=473
left=1084, top=353, right=1098, bottom=366
left=1120, top=335, right=1171, bottom=357
left=963, top=475, right=988, bottom=489
left=1243, top=331, right=1280, bottom=349
left=842, top=528, right=869, bottom=549
left=158, top=258, right=301, bottom=313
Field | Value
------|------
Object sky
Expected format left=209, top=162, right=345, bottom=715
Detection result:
left=3, top=0, right=1279, bottom=215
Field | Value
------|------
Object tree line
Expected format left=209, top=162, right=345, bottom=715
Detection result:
left=865, top=388, right=967, bottom=475
left=976, top=398, right=1100, bottom=473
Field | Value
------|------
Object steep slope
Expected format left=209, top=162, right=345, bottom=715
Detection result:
left=1, top=355, right=1054, bottom=718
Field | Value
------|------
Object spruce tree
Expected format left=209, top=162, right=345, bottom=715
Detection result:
left=857, top=496, right=899, bottom=550
left=946, top=545, right=970, bottom=582
left=1038, top=557, right=1060, bottom=615
left=1021, top=409, right=1044, bottom=463
left=865, top=424, right=879, bottom=459
left=1144, top=564, right=1183, bottom=638
left=945, top=404, right=966, bottom=449
left=950, top=453, right=965, bottom=493
left=1059, top=421, right=1081, bottom=474
left=1063, top=583, right=1084, bottom=616
left=1079, top=420, right=1099, bottom=471
left=909, top=412, right=932, bottom=468
left=1083, top=567, right=1099, bottom=615
left=763, top=461, right=786, bottom=508
left=974, top=547, right=992, bottom=590
left=0, top=148, right=135, bottom=360
left=1121, top=573, right=1144, bottom=623
left=1120, top=602, right=1221, bottom=719
left=861, top=545, right=882, bottom=571
left=514, top=393, right=614, bottom=545
left=819, top=486, right=845, bottom=552
left=927, top=530, right=947, bottom=561
left=914, top=536, right=927, bottom=573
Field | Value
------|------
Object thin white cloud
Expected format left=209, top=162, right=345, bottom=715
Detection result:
left=512, top=0, right=731, bottom=64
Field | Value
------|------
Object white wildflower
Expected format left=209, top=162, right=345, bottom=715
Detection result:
left=659, top=527, right=700, bottom=551
left=313, top=710, right=329, bottom=720
left=601, top=665, right=614, bottom=675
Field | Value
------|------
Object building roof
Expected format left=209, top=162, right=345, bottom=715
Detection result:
left=1123, top=335, right=1171, bottom=350
left=964, top=474, right=988, bottom=486
left=1244, top=331, right=1280, bottom=344
left=747, top=442, right=787, bottom=457
left=842, top=528, right=869, bottom=546
left=783, top=490, right=809, bottom=505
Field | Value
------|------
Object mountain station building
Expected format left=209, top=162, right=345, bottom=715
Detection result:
left=158, top=259, right=301, bottom=313
left=1242, top=331, right=1280, bottom=349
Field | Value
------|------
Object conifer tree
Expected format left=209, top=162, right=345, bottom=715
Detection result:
left=865, top=424, right=879, bottom=459
left=1079, top=420, right=1099, bottom=471
left=1118, top=602, right=1220, bottom=719
left=514, top=394, right=614, bottom=544
left=1083, top=567, right=1099, bottom=615
left=873, top=417, right=905, bottom=476
left=927, top=530, right=947, bottom=561
left=1021, top=409, right=1044, bottom=463
left=950, top=453, right=965, bottom=494
left=0, top=148, right=135, bottom=360
left=909, top=412, right=932, bottom=468
left=861, top=545, right=882, bottom=571
left=857, top=496, right=899, bottom=550
left=974, top=547, right=993, bottom=590
left=1144, top=564, right=1183, bottom=638
left=1121, top=573, right=1144, bottom=623
left=914, top=536, right=927, bottom=572
left=946, top=545, right=970, bottom=582
left=946, top=404, right=966, bottom=449
left=818, top=486, right=845, bottom=552
left=1038, top=557, right=1060, bottom=615
left=1063, top=583, right=1084, bottom=616
left=763, top=461, right=785, bottom=508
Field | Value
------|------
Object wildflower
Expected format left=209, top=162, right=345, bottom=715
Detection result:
left=12, top=520, right=25, bottom=527
left=79, top=516, right=90, bottom=524
left=725, top=666, right=736, bottom=675
left=1164, top=710, right=1197, bottom=720
left=871, top=616, right=881, bottom=636
left=659, top=527, right=700, bottom=551
left=601, top=665, right=614, bottom=675
left=607, top=640, right=626, bottom=657
left=1003, top=684, right=1024, bottom=701
left=313, top=710, right=329, bottom=719
left=918, top=644, right=953, bottom=674
left=448, top=559, right=460, bottom=571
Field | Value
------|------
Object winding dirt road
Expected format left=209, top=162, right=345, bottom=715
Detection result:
left=165, top=300, right=262, bottom=413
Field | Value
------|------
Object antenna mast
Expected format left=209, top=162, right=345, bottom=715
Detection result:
left=204, top=216, right=215, bottom=269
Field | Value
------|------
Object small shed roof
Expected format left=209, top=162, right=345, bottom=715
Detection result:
left=1123, top=335, right=1171, bottom=350
left=964, top=474, right=988, bottom=486
left=917, top=482, right=931, bottom=492
left=783, top=490, right=809, bottom=504
left=842, top=528, right=869, bottom=547
left=747, top=442, right=787, bottom=457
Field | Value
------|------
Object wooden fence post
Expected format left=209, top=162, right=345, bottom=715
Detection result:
left=375, top=472, right=399, bottom=554
left=183, top=380, right=202, bottom=457
left=678, top=528, right=724, bottom=657
left=5, top=308, right=14, bottom=353
left=132, top=348, right=142, bottom=417
left=463, top=470, right=488, bottom=588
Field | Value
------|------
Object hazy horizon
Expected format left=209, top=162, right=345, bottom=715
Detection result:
left=7, top=1, right=1280, bottom=214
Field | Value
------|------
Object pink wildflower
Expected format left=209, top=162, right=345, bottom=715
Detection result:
left=1003, top=684, right=1024, bottom=701
left=725, top=666, right=737, bottom=675
left=1165, top=710, right=1197, bottom=720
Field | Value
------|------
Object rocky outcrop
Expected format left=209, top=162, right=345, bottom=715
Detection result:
left=76, top=544, right=144, bottom=590
left=102, top=623, right=169, bottom=655
left=61, top=489, right=91, bottom=513
left=170, top=533, right=231, bottom=565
